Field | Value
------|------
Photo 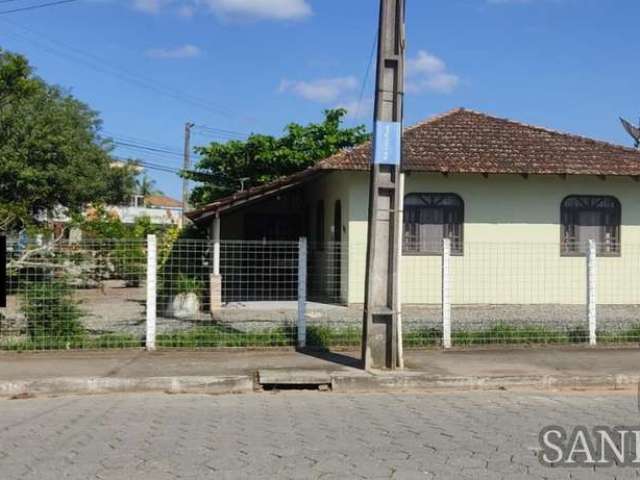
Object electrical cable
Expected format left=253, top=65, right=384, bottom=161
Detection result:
left=0, top=0, right=79, bottom=15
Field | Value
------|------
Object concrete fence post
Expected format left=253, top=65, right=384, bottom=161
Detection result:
left=209, top=215, right=222, bottom=311
left=297, top=237, right=307, bottom=348
left=587, top=239, right=597, bottom=346
left=442, top=238, right=452, bottom=349
left=146, top=234, right=157, bottom=351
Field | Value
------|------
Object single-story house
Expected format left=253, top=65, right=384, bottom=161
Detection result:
left=187, top=108, right=640, bottom=308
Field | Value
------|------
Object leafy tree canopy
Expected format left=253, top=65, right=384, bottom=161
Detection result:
left=137, top=173, right=163, bottom=197
left=189, top=109, right=369, bottom=206
left=0, top=49, right=137, bottom=232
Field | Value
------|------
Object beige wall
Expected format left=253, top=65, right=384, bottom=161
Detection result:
left=345, top=172, right=640, bottom=305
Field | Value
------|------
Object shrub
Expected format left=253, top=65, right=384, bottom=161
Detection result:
left=20, top=279, right=84, bottom=340
left=175, top=274, right=204, bottom=295
left=111, top=244, right=145, bottom=287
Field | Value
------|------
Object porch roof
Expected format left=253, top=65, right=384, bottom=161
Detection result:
left=187, top=108, right=640, bottom=223
left=186, top=167, right=324, bottom=223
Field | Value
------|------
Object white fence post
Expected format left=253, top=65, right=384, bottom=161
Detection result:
left=297, top=237, right=307, bottom=348
left=213, top=215, right=221, bottom=276
left=587, top=239, right=597, bottom=346
left=146, top=234, right=157, bottom=351
left=442, top=238, right=452, bottom=349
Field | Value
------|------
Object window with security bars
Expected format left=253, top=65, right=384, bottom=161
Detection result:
left=561, top=195, right=621, bottom=256
left=403, top=193, right=464, bottom=255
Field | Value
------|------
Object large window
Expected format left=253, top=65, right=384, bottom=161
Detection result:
left=403, top=193, right=464, bottom=255
left=561, top=195, right=621, bottom=256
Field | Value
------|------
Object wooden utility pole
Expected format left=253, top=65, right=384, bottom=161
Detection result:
left=362, top=0, right=406, bottom=370
left=182, top=122, right=195, bottom=225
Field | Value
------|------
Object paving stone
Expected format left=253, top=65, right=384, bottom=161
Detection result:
left=0, top=391, right=639, bottom=479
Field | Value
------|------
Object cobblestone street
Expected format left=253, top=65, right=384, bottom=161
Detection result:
left=1, top=390, right=639, bottom=479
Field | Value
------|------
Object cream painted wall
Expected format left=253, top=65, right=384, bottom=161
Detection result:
left=345, top=172, right=640, bottom=305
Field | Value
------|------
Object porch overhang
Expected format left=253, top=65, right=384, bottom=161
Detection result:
left=186, top=167, right=326, bottom=224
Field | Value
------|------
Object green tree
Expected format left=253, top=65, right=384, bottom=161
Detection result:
left=106, top=163, right=140, bottom=206
left=136, top=173, right=162, bottom=197
left=0, top=49, right=137, bottom=231
left=189, top=109, right=369, bottom=206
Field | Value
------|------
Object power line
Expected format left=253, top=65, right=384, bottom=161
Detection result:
left=103, top=131, right=185, bottom=153
left=0, top=0, right=79, bottom=15
left=113, top=141, right=184, bottom=158
left=354, top=30, right=378, bottom=121
left=114, top=157, right=181, bottom=175
left=193, top=124, right=249, bottom=139
left=0, top=19, right=237, bottom=118
left=113, top=157, right=221, bottom=181
left=114, top=148, right=186, bottom=166
left=192, top=130, right=246, bottom=142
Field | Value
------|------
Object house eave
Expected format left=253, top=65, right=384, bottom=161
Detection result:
left=186, top=168, right=327, bottom=224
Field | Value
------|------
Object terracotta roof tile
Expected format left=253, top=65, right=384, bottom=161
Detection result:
left=319, top=108, right=640, bottom=175
left=145, top=195, right=183, bottom=208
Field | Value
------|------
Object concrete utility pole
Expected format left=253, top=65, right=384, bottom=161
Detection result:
left=362, top=0, right=406, bottom=370
left=182, top=122, right=195, bottom=225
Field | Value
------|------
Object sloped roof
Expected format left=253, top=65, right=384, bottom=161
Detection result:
left=318, top=108, right=640, bottom=175
left=145, top=195, right=183, bottom=208
left=187, top=108, right=640, bottom=222
left=186, top=168, right=323, bottom=223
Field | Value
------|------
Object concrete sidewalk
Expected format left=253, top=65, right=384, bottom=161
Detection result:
left=0, top=347, right=639, bottom=397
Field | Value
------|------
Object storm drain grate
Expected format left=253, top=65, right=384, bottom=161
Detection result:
left=257, top=369, right=332, bottom=391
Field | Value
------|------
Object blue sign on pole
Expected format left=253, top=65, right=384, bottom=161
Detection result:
left=373, top=121, right=402, bottom=165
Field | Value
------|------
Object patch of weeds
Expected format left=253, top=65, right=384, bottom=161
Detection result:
left=598, top=324, right=640, bottom=343
left=306, top=325, right=361, bottom=349
left=452, top=323, right=576, bottom=346
left=156, top=326, right=294, bottom=348
left=403, top=327, right=442, bottom=348
left=0, top=333, right=142, bottom=351
left=21, top=279, right=84, bottom=340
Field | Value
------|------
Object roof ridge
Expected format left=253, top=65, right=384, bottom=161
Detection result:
left=402, top=107, right=467, bottom=134
left=316, top=107, right=467, bottom=170
left=458, top=108, right=640, bottom=154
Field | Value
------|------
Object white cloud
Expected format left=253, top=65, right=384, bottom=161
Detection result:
left=406, top=50, right=460, bottom=94
left=279, top=76, right=358, bottom=103
left=203, top=0, right=312, bottom=20
left=177, top=4, right=195, bottom=17
left=132, top=0, right=164, bottom=13
left=336, top=98, right=373, bottom=120
left=146, top=44, right=202, bottom=59
left=132, top=0, right=312, bottom=20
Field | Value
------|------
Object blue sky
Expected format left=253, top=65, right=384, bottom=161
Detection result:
left=1, top=0, right=639, bottom=199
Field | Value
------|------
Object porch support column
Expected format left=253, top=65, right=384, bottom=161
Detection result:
left=210, top=214, right=222, bottom=311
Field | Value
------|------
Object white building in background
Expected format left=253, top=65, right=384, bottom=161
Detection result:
left=44, top=195, right=184, bottom=240
left=112, top=195, right=183, bottom=227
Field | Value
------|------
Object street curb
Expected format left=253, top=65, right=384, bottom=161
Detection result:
left=0, top=373, right=637, bottom=398
left=330, top=373, right=640, bottom=393
left=0, top=375, right=254, bottom=398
